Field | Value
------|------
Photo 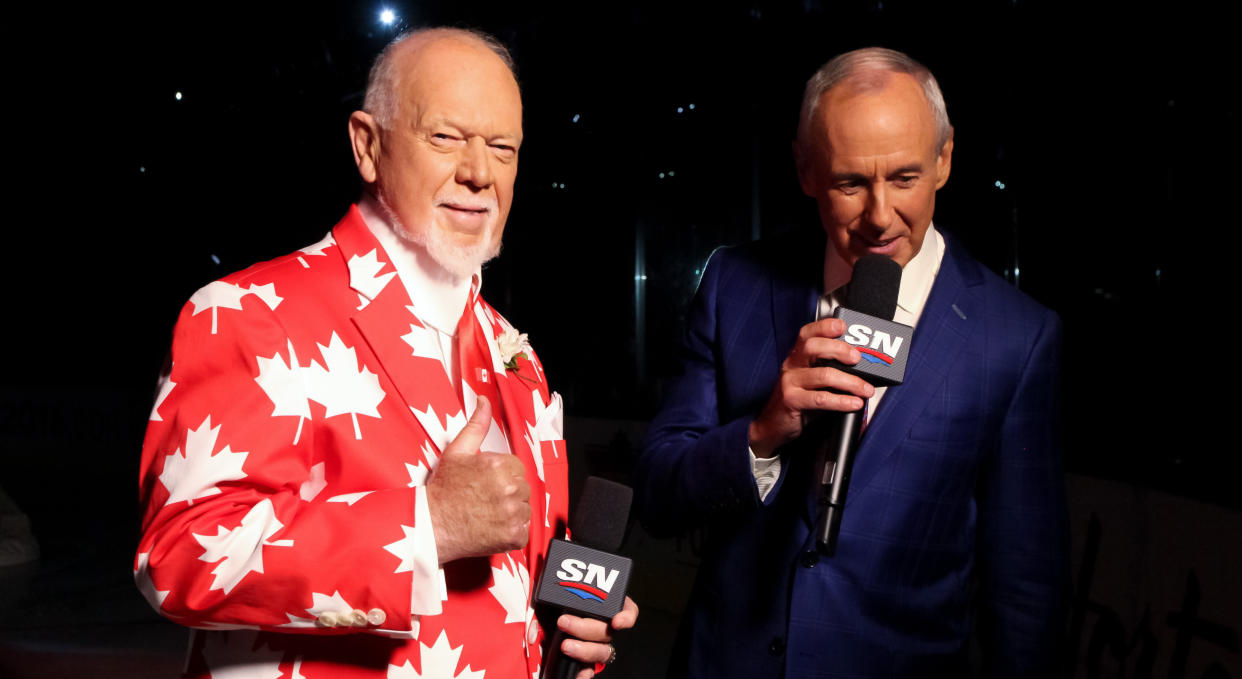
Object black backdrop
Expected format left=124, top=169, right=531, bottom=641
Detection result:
left=3, top=0, right=1237, bottom=586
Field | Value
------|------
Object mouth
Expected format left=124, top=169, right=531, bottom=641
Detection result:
left=854, top=234, right=903, bottom=256
left=439, top=202, right=491, bottom=215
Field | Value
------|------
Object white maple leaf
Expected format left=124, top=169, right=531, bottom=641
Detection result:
left=523, top=423, right=545, bottom=483
left=193, top=499, right=294, bottom=594
left=159, top=416, right=249, bottom=506
left=290, top=657, right=307, bottom=679
left=304, top=332, right=386, bottom=440
left=401, top=311, right=443, bottom=363
left=149, top=373, right=175, bottom=422
left=254, top=340, right=311, bottom=445
left=387, top=630, right=486, bottom=679
left=246, top=283, right=284, bottom=311
left=409, top=403, right=466, bottom=453
left=305, top=590, right=353, bottom=617
left=298, top=462, right=326, bottom=501
left=348, top=249, right=396, bottom=309
left=382, top=524, right=418, bottom=574
left=297, top=232, right=335, bottom=268
left=404, top=442, right=438, bottom=487
left=200, top=631, right=285, bottom=679
left=134, top=551, right=170, bottom=609
left=488, top=554, right=531, bottom=625
left=327, top=491, right=373, bottom=506
left=189, top=281, right=283, bottom=334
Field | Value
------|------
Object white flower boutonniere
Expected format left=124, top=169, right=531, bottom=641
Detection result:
left=498, top=328, right=537, bottom=385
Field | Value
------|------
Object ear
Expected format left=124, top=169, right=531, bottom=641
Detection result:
left=348, top=111, right=382, bottom=184
left=793, top=139, right=817, bottom=197
left=933, top=127, right=954, bottom=190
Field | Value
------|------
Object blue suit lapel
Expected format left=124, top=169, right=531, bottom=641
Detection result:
left=847, top=234, right=984, bottom=496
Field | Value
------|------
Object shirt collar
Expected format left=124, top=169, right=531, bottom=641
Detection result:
left=357, top=193, right=479, bottom=335
left=821, top=222, right=944, bottom=323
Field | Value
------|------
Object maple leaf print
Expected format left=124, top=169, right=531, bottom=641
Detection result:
left=134, top=551, right=170, bottom=610
left=200, top=631, right=285, bottom=679
left=488, top=554, right=531, bottom=625
left=189, top=281, right=283, bottom=334
left=409, top=404, right=466, bottom=453
left=401, top=310, right=443, bottom=364
left=348, top=249, right=397, bottom=310
left=382, top=524, right=419, bottom=574
left=298, top=462, right=326, bottom=502
left=296, top=590, right=355, bottom=622
left=254, top=340, right=311, bottom=444
left=149, top=373, right=175, bottom=422
left=327, top=491, right=374, bottom=506
left=388, top=630, right=486, bottom=679
left=304, top=332, right=386, bottom=440
left=404, top=442, right=438, bottom=487
left=522, top=423, right=545, bottom=484
left=158, top=416, right=249, bottom=506
left=297, top=232, right=335, bottom=268
left=193, top=499, right=294, bottom=594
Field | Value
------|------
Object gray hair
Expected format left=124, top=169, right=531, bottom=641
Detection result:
left=362, top=27, right=517, bottom=130
left=796, top=47, right=951, bottom=152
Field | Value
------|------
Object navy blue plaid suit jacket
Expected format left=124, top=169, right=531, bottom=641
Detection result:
left=636, top=228, right=1068, bottom=678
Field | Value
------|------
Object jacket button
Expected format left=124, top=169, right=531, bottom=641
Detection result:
left=347, top=609, right=368, bottom=627
left=366, top=608, right=387, bottom=626
left=316, top=611, right=340, bottom=627
left=768, top=637, right=785, bottom=656
left=800, top=551, right=818, bottom=568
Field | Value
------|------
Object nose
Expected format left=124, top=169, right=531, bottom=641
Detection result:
left=863, top=183, right=893, bottom=230
left=456, top=137, right=494, bottom=189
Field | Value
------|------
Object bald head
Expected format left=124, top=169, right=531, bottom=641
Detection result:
left=364, top=28, right=518, bottom=131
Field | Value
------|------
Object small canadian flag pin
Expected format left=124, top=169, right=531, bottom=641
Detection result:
left=478, top=368, right=489, bottom=383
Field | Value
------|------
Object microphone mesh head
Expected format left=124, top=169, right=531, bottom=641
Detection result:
left=847, top=255, right=902, bottom=320
left=569, top=477, right=633, bottom=552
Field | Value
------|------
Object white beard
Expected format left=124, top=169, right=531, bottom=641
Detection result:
left=377, top=191, right=501, bottom=281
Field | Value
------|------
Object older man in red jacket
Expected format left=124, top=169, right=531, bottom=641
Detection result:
left=137, top=27, right=634, bottom=679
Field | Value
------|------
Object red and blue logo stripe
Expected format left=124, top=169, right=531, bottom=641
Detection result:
left=557, top=581, right=609, bottom=602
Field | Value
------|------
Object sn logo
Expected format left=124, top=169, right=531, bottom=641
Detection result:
left=556, top=559, right=620, bottom=602
left=842, top=323, right=904, bottom=363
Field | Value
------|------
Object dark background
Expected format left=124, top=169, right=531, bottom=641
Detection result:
left=1, top=0, right=1237, bottom=675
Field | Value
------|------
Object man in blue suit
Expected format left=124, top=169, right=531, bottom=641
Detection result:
left=636, top=47, right=1068, bottom=677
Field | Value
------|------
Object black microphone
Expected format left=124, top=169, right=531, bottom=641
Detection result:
left=535, top=477, right=634, bottom=679
left=811, top=255, right=910, bottom=555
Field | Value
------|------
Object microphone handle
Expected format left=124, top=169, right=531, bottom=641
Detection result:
left=815, top=405, right=865, bottom=555
left=542, top=629, right=585, bottom=679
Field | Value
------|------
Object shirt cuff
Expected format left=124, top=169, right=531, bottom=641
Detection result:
left=749, top=448, right=782, bottom=502
left=409, top=486, right=446, bottom=616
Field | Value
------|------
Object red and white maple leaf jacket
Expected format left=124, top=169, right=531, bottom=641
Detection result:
left=137, top=206, right=569, bottom=679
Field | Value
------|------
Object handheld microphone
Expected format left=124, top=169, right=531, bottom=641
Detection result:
left=811, top=255, right=910, bottom=555
left=535, top=477, right=633, bottom=679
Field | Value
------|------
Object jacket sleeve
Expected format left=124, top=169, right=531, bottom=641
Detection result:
left=135, top=285, right=434, bottom=637
left=634, top=248, right=771, bottom=537
left=975, top=308, right=1071, bottom=676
